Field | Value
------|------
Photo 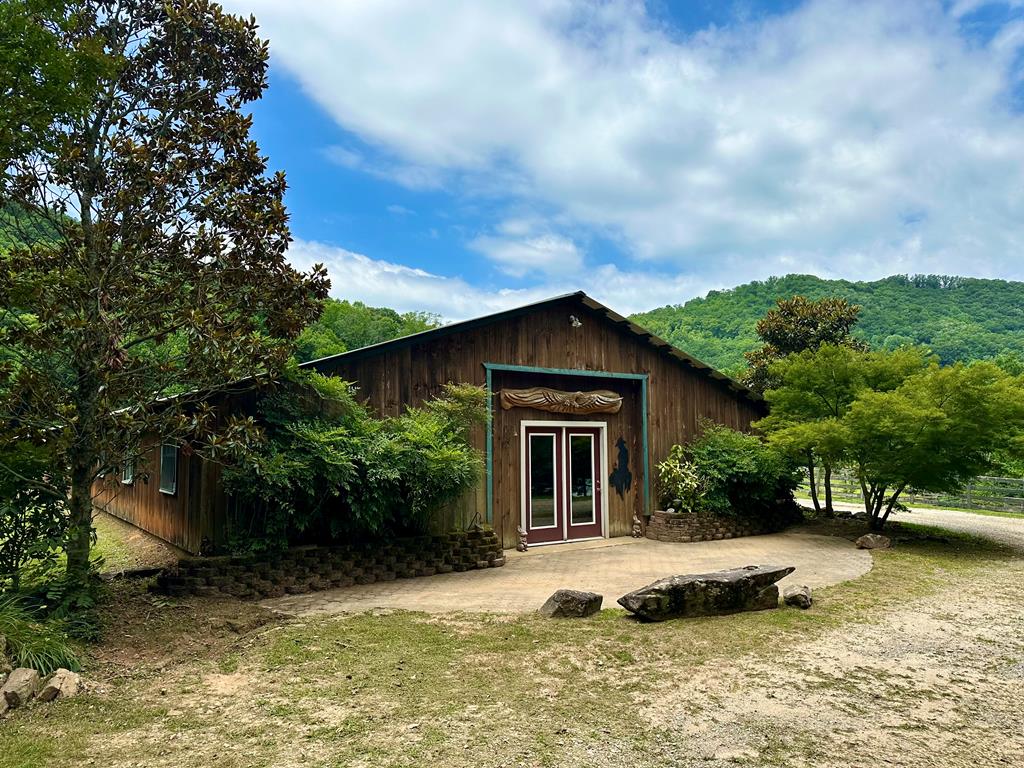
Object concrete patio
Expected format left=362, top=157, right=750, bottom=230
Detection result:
left=261, top=530, right=872, bottom=616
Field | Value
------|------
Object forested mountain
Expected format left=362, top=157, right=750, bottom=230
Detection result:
left=6, top=210, right=1022, bottom=373
left=294, top=299, right=440, bottom=362
left=632, top=274, right=1024, bottom=376
left=0, top=204, right=60, bottom=251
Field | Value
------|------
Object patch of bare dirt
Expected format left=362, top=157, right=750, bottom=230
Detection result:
left=646, top=557, right=1024, bottom=767
left=86, top=580, right=281, bottom=676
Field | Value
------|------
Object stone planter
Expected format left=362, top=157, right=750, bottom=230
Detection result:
left=645, top=509, right=794, bottom=543
left=153, top=527, right=504, bottom=599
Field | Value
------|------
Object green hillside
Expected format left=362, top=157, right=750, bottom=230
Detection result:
left=6, top=204, right=1022, bottom=375
left=632, top=274, right=1024, bottom=376
left=0, top=204, right=60, bottom=252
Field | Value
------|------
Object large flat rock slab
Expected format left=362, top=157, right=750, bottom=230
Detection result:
left=617, top=564, right=795, bottom=621
left=262, top=532, right=871, bottom=616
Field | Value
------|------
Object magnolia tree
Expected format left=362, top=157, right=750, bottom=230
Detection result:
left=0, top=0, right=329, bottom=585
left=743, top=296, right=867, bottom=393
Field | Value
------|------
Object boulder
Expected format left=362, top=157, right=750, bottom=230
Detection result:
left=539, top=589, right=603, bottom=618
left=2, top=667, right=41, bottom=709
left=855, top=533, right=891, bottom=550
left=617, top=564, right=794, bottom=622
left=783, top=584, right=813, bottom=609
left=38, top=669, right=81, bottom=703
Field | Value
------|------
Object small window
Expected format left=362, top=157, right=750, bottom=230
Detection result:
left=121, top=459, right=135, bottom=485
left=159, top=443, right=178, bottom=495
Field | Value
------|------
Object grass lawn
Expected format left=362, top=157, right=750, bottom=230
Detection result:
left=0, top=520, right=1020, bottom=767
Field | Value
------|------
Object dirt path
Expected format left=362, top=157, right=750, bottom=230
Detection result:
left=823, top=498, right=1024, bottom=549
left=651, top=506, right=1024, bottom=767
left=895, top=506, right=1024, bottom=548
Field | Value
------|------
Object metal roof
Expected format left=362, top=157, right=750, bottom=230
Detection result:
left=300, top=291, right=759, bottom=403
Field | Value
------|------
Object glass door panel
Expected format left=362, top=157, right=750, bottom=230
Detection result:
left=528, top=433, right=557, bottom=529
left=568, top=434, right=595, bottom=525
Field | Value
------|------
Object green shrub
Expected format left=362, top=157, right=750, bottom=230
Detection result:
left=223, top=374, right=487, bottom=551
left=0, top=444, right=69, bottom=591
left=0, top=595, right=80, bottom=674
left=658, top=421, right=800, bottom=516
left=656, top=446, right=706, bottom=512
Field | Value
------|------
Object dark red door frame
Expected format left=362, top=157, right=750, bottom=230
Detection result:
left=522, top=424, right=604, bottom=545
left=564, top=427, right=603, bottom=541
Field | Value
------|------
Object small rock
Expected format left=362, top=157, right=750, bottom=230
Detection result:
left=714, top=748, right=758, bottom=762
left=539, top=589, right=603, bottom=618
left=856, top=533, right=892, bottom=550
left=38, top=669, right=81, bottom=703
left=783, top=584, right=813, bottom=609
left=1, top=667, right=41, bottom=709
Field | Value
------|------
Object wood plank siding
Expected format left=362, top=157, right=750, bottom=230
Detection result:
left=310, top=295, right=763, bottom=549
left=96, top=293, right=763, bottom=553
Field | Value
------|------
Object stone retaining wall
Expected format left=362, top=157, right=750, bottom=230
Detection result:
left=153, top=527, right=504, bottom=599
left=646, top=509, right=794, bottom=543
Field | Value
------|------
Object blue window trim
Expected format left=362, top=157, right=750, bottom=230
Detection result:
left=482, top=363, right=650, bottom=525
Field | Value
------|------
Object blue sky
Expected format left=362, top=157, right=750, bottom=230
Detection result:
left=225, top=0, right=1024, bottom=319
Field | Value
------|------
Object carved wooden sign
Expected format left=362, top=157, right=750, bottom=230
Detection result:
left=499, top=386, right=623, bottom=415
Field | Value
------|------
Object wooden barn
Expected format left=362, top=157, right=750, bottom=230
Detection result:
left=96, top=292, right=764, bottom=553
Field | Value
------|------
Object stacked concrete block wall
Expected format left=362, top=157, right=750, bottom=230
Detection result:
left=154, top=527, right=504, bottom=599
left=645, top=510, right=794, bottom=543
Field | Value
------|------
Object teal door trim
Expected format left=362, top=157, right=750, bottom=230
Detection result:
left=482, top=363, right=650, bottom=525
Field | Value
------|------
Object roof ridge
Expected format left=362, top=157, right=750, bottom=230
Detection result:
left=300, top=291, right=758, bottom=403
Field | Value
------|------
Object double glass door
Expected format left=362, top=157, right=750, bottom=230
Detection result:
left=523, top=424, right=604, bottom=544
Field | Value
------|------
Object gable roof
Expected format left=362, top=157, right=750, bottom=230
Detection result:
left=300, top=291, right=760, bottom=403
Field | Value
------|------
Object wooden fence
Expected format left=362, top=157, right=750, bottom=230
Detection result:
left=799, top=473, right=1024, bottom=515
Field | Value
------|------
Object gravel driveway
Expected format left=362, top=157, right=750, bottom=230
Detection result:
left=825, top=499, right=1024, bottom=550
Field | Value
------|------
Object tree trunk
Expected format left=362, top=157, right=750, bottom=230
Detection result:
left=857, top=470, right=872, bottom=517
left=867, top=484, right=888, bottom=530
left=806, top=450, right=821, bottom=514
left=823, top=461, right=834, bottom=517
left=877, top=484, right=906, bottom=530
left=64, top=462, right=94, bottom=584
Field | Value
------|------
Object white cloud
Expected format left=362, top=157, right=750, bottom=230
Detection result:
left=951, top=0, right=1024, bottom=19
left=287, top=239, right=706, bottom=320
left=233, top=0, right=1024, bottom=286
left=469, top=232, right=584, bottom=277
left=469, top=218, right=585, bottom=277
